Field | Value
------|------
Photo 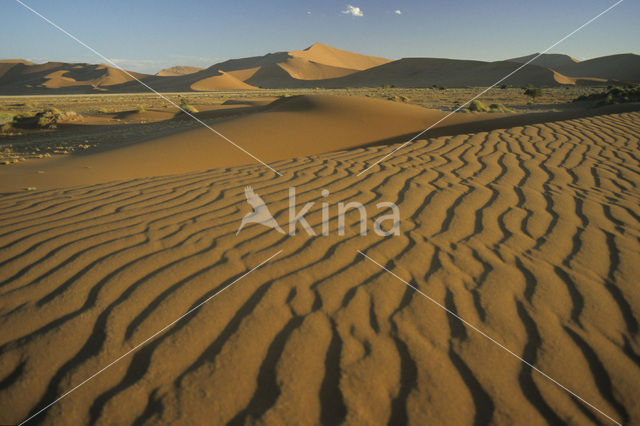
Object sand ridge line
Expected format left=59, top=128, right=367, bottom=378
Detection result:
left=358, top=250, right=622, bottom=425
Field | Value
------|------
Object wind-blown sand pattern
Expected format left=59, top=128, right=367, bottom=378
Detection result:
left=1, top=111, right=639, bottom=424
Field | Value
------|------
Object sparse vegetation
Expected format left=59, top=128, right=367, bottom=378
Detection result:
left=37, top=114, right=56, bottom=128
left=179, top=99, right=198, bottom=114
left=488, top=103, right=514, bottom=113
left=136, top=106, right=147, bottom=113
left=468, top=100, right=514, bottom=113
left=9, top=107, right=66, bottom=129
left=387, top=95, right=410, bottom=103
left=523, top=86, right=543, bottom=100
left=573, top=85, right=640, bottom=106
left=469, top=100, right=489, bottom=112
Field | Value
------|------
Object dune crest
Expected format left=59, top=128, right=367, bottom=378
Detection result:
left=156, top=66, right=205, bottom=77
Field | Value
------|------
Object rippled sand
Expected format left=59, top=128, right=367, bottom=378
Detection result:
left=1, top=111, right=639, bottom=425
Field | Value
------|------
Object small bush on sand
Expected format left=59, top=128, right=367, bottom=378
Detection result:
left=0, top=113, right=15, bottom=125
left=37, top=114, right=56, bottom=128
left=468, top=100, right=489, bottom=112
left=136, top=106, right=146, bottom=113
left=12, top=108, right=61, bottom=129
left=180, top=99, right=198, bottom=114
left=523, top=87, right=543, bottom=100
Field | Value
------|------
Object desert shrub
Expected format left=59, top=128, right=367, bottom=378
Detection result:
left=180, top=99, right=198, bottom=114
left=96, top=107, right=109, bottom=114
left=573, top=86, right=640, bottom=106
left=488, top=103, right=514, bottom=113
left=136, top=106, right=146, bottom=113
left=12, top=108, right=60, bottom=129
left=0, top=113, right=15, bottom=125
left=1, top=123, right=13, bottom=133
left=15, top=111, right=35, bottom=119
left=37, top=115, right=56, bottom=128
left=524, top=87, right=543, bottom=99
left=468, top=100, right=489, bottom=112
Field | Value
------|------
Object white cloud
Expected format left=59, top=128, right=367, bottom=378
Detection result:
left=306, top=11, right=311, bottom=15
left=394, top=10, right=402, bottom=15
left=342, top=5, right=363, bottom=17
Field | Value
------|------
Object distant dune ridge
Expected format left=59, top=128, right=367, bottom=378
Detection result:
left=1, top=44, right=638, bottom=94
left=506, top=53, right=580, bottom=70
left=155, top=66, right=204, bottom=77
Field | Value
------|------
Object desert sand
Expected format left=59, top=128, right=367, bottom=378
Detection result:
left=1, top=94, right=639, bottom=193
left=1, top=105, right=639, bottom=424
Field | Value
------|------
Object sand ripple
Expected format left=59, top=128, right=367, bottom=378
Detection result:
left=1, top=112, right=639, bottom=424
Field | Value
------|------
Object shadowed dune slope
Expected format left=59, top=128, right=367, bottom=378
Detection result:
left=556, top=53, right=640, bottom=83
left=319, top=58, right=580, bottom=88
left=189, top=71, right=257, bottom=91
left=506, top=53, right=579, bottom=70
left=0, top=111, right=639, bottom=424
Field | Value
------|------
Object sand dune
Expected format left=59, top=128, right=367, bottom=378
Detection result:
left=156, top=66, right=205, bottom=77
left=0, top=110, right=639, bottom=424
left=212, top=42, right=390, bottom=88
left=506, top=53, right=579, bottom=70
left=1, top=45, right=634, bottom=94
left=0, top=62, right=150, bottom=94
left=288, top=42, right=391, bottom=70
left=189, top=70, right=257, bottom=91
left=556, top=53, right=640, bottom=83
left=319, top=58, right=586, bottom=88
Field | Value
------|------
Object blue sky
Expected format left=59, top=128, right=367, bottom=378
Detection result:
left=1, top=0, right=638, bottom=74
